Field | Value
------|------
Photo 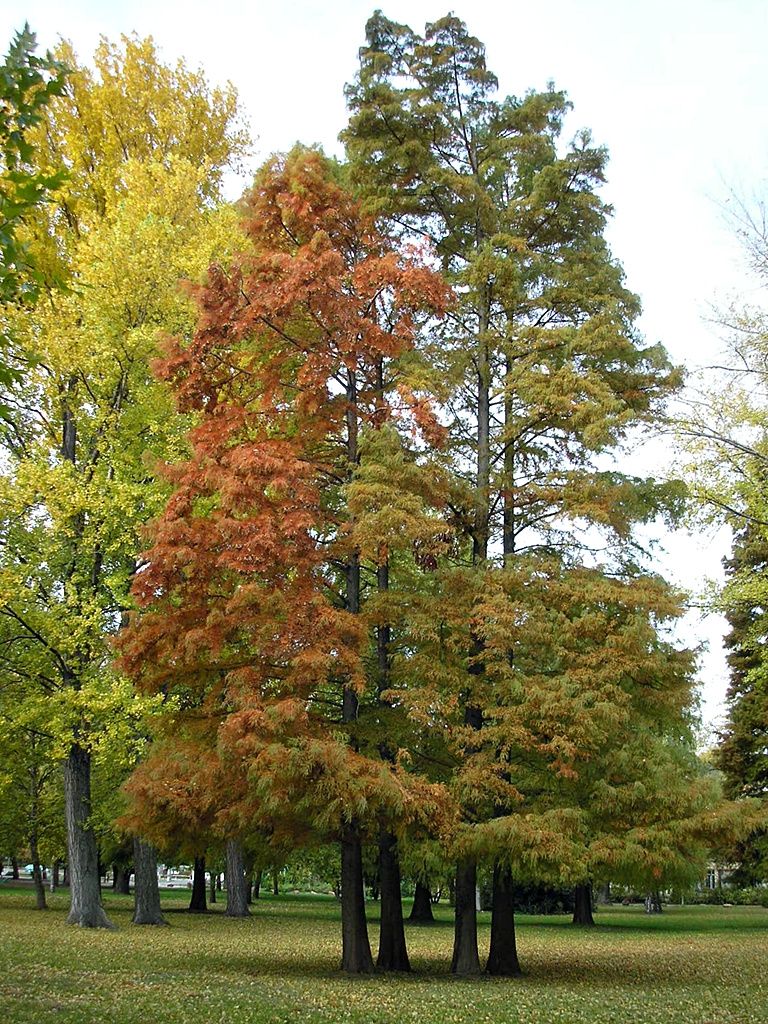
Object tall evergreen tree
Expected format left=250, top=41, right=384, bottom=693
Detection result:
left=717, top=520, right=768, bottom=804
left=713, top=522, right=768, bottom=881
left=344, top=11, right=685, bottom=974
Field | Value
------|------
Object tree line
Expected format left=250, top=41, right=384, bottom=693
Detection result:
left=0, top=13, right=763, bottom=975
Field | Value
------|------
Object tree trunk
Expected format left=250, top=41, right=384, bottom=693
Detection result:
left=11, top=858, right=19, bottom=880
left=63, top=743, right=114, bottom=928
left=409, top=881, right=435, bottom=923
left=243, top=852, right=255, bottom=906
left=376, top=829, right=410, bottom=971
left=29, top=834, right=47, bottom=911
left=209, top=868, right=217, bottom=904
left=188, top=857, right=207, bottom=913
left=340, top=827, right=374, bottom=974
left=253, top=869, right=262, bottom=900
left=272, top=867, right=279, bottom=897
left=113, top=864, right=131, bottom=895
left=595, top=881, right=611, bottom=905
left=644, top=891, right=663, bottom=914
left=486, top=865, right=520, bottom=975
left=451, top=859, right=480, bottom=975
left=132, top=839, right=167, bottom=925
left=28, top=771, right=47, bottom=910
left=224, top=839, right=250, bottom=918
left=573, top=883, right=595, bottom=926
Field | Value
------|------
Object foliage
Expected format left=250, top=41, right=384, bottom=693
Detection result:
left=342, top=18, right=699, bottom=929
left=118, top=146, right=451, bottom=854
left=0, top=24, right=68, bottom=391
left=716, top=521, right=768, bottom=801
left=344, top=12, right=684, bottom=559
left=0, top=32, right=248, bottom=923
left=675, top=187, right=768, bottom=879
left=0, top=32, right=247, bottom=710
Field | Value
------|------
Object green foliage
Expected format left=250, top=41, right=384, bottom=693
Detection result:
left=0, top=24, right=68, bottom=390
left=344, top=11, right=684, bottom=557
left=716, top=521, right=768, bottom=803
left=676, top=188, right=768, bottom=880
left=0, top=33, right=248, bottom=923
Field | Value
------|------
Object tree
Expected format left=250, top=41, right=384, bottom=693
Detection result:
left=0, top=34, right=247, bottom=927
left=344, top=11, right=684, bottom=975
left=0, top=24, right=67, bottom=393
left=0, top=702, right=64, bottom=909
left=132, top=838, right=166, bottom=925
left=675, top=187, right=768, bottom=877
left=712, top=522, right=768, bottom=881
left=118, top=146, right=449, bottom=972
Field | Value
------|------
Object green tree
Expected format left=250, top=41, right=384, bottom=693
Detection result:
left=0, top=24, right=67, bottom=392
left=712, top=522, right=768, bottom=881
left=344, top=11, right=686, bottom=974
left=675, top=188, right=768, bottom=880
left=0, top=34, right=247, bottom=927
left=0, top=706, right=65, bottom=909
left=717, top=522, right=768, bottom=806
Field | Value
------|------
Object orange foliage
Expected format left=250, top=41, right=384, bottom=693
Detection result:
left=117, top=148, right=451, bottom=849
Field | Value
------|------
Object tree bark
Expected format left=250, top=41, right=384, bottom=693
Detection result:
left=253, top=869, right=262, bottom=900
left=224, top=839, right=250, bottom=918
left=29, top=834, right=47, bottom=911
left=451, top=859, right=481, bottom=975
left=644, top=891, right=663, bottom=914
left=341, top=827, right=374, bottom=974
left=132, top=839, right=166, bottom=925
left=595, top=881, right=611, bottom=905
left=209, top=868, right=217, bottom=904
left=63, top=743, right=114, bottom=928
left=188, top=857, right=207, bottom=913
left=28, top=769, right=47, bottom=910
left=409, top=881, right=435, bottom=923
left=243, top=851, right=255, bottom=905
left=113, top=864, right=131, bottom=895
left=376, top=829, right=410, bottom=971
left=573, top=883, right=595, bottom=926
left=486, top=865, right=521, bottom=975
left=338, top=445, right=373, bottom=975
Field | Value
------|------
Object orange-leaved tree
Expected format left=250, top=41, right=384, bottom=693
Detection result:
left=118, top=147, right=449, bottom=973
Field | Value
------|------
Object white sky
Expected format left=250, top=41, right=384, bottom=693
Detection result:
left=3, top=0, right=767, bottom=727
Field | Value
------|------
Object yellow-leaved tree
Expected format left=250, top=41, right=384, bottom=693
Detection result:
left=0, top=33, right=248, bottom=927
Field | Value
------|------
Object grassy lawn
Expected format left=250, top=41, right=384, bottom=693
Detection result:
left=0, top=889, right=766, bottom=1023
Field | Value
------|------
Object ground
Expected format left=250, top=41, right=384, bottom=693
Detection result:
left=0, top=890, right=765, bottom=1023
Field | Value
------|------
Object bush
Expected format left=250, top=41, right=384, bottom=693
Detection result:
left=676, top=886, right=768, bottom=907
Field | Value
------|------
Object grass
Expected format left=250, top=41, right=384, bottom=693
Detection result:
left=0, top=889, right=766, bottom=1023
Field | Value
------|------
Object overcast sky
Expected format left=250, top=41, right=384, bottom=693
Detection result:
left=3, top=0, right=767, bottom=727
